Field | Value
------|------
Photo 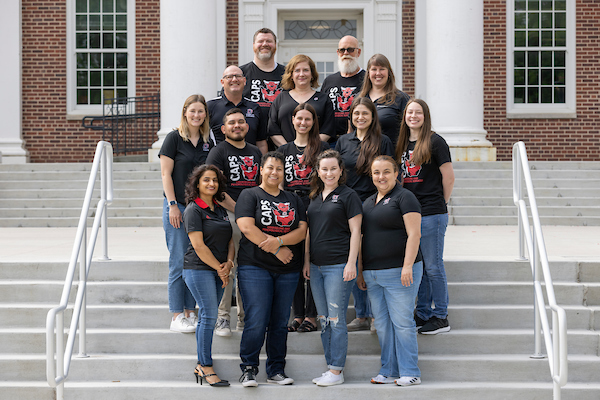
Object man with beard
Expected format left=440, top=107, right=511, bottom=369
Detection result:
left=320, top=36, right=365, bottom=146
left=205, top=108, right=263, bottom=336
left=240, top=28, right=286, bottom=139
left=208, top=65, right=268, bottom=154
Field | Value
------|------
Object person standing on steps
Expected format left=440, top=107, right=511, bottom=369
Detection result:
left=396, top=98, right=455, bottom=335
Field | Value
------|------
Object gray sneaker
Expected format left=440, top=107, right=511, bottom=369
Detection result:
left=215, top=318, right=232, bottom=337
left=347, top=318, right=370, bottom=331
left=267, top=373, right=294, bottom=385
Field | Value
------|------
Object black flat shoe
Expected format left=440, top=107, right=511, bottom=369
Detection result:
left=194, top=366, right=230, bottom=387
left=287, top=319, right=302, bottom=332
left=297, top=320, right=317, bottom=332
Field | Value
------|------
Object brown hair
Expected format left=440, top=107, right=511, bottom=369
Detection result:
left=372, top=155, right=399, bottom=172
left=349, top=97, right=383, bottom=175
left=184, top=164, right=227, bottom=204
left=253, top=27, right=277, bottom=43
left=358, top=54, right=400, bottom=106
left=177, top=94, right=210, bottom=143
left=292, top=103, right=322, bottom=168
left=309, top=149, right=347, bottom=200
left=281, top=54, right=319, bottom=90
left=395, top=98, right=433, bottom=166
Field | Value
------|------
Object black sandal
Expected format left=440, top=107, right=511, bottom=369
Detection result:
left=287, top=319, right=302, bottom=332
left=297, top=320, right=317, bottom=332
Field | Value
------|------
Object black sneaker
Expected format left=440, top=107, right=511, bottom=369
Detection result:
left=267, top=373, right=294, bottom=385
left=418, top=316, right=450, bottom=335
left=240, top=366, right=258, bottom=387
left=414, top=313, right=428, bottom=329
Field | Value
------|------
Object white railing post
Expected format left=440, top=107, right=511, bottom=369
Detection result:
left=531, top=232, right=544, bottom=359
left=100, top=150, right=110, bottom=260
left=78, top=227, right=88, bottom=358
left=56, top=313, right=64, bottom=400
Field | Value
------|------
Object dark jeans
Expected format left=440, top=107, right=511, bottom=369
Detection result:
left=237, top=264, right=299, bottom=377
left=291, top=277, right=317, bottom=319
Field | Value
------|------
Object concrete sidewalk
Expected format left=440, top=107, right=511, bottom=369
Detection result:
left=1, top=225, right=599, bottom=263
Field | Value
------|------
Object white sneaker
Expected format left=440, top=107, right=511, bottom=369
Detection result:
left=186, top=312, right=198, bottom=327
left=316, top=371, right=344, bottom=386
left=395, top=376, right=421, bottom=386
left=170, top=314, right=195, bottom=333
left=215, top=318, right=232, bottom=337
left=312, top=371, right=328, bottom=384
left=371, top=374, right=396, bottom=384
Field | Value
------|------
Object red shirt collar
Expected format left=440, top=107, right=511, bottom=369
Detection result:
left=194, top=198, right=218, bottom=209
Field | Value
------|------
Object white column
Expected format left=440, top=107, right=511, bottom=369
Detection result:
left=149, top=0, right=223, bottom=161
left=0, top=0, right=28, bottom=163
left=422, top=0, right=495, bottom=161
left=373, top=0, right=399, bottom=77
left=239, top=0, right=266, bottom=65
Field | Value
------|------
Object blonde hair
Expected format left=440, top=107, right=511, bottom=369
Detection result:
left=281, top=55, right=319, bottom=90
left=395, top=98, right=433, bottom=166
left=177, top=94, right=210, bottom=143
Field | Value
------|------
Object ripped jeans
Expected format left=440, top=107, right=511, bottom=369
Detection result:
left=310, top=262, right=355, bottom=370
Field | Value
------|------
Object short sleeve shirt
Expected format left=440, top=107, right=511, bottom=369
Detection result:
left=361, top=184, right=422, bottom=270
left=320, top=70, right=366, bottom=140
left=183, top=199, right=232, bottom=271
left=207, top=95, right=266, bottom=145
left=307, top=185, right=362, bottom=266
left=205, top=141, right=263, bottom=202
left=235, top=187, right=306, bottom=274
left=335, top=131, right=394, bottom=201
left=277, top=141, right=329, bottom=193
left=399, top=133, right=452, bottom=216
left=368, top=90, right=410, bottom=147
left=240, top=62, right=286, bottom=124
left=158, top=130, right=214, bottom=204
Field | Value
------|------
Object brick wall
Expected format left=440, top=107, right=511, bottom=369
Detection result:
left=226, top=0, right=239, bottom=66
left=401, top=0, right=415, bottom=96
left=21, top=1, right=160, bottom=163
left=483, top=0, right=600, bottom=161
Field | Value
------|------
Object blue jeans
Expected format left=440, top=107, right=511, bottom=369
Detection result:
left=351, top=283, right=372, bottom=318
left=416, top=213, right=449, bottom=320
left=364, top=261, right=423, bottom=378
left=162, top=198, right=195, bottom=313
left=237, top=264, right=299, bottom=377
left=183, top=269, right=224, bottom=366
left=310, top=263, right=355, bottom=370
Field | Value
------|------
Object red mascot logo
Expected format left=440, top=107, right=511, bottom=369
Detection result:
left=271, top=202, right=295, bottom=227
left=261, top=81, right=282, bottom=102
left=293, top=154, right=311, bottom=180
left=336, top=86, right=356, bottom=111
left=239, top=156, right=258, bottom=180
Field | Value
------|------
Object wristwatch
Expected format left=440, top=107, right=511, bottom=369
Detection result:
left=169, top=200, right=177, bottom=206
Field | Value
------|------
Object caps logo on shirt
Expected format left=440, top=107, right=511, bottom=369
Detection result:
left=261, top=81, right=283, bottom=102
left=292, top=154, right=311, bottom=180
left=272, top=202, right=296, bottom=227
left=229, top=155, right=259, bottom=182
left=332, top=194, right=339, bottom=203
left=203, top=143, right=210, bottom=151
left=383, top=198, right=391, bottom=205
left=401, top=150, right=422, bottom=178
left=246, top=109, right=255, bottom=118
left=337, top=86, right=357, bottom=111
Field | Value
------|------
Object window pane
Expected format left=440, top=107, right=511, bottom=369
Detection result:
left=90, top=0, right=101, bottom=13
left=555, top=0, right=566, bottom=11
left=116, top=15, right=127, bottom=30
left=103, top=0, right=114, bottom=12
left=515, top=69, right=526, bottom=85
left=555, top=12, right=566, bottom=28
left=541, top=31, right=552, bottom=46
left=90, top=89, right=102, bottom=104
left=76, top=0, right=87, bottom=13
left=77, top=89, right=88, bottom=104
left=515, top=13, right=526, bottom=29
left=515, top=31, right=526, bottom=47
left=515, top=51, right=526, bottom=67
left=528, top=69, right=539, bottom=85
left=541, top=12, right=552, bottom=28
left=541, top=1, right=552, bottom=10
left=554, top=87, right=565, bottom=103
left=528, top=0, right=539, bottom=11
left=116, top=0, right=127, bottom=12
left=515, top=0, right=526, bottom=11
left=541, top=51, right=552, bottom=67
left=528, top=31, right=539, bottom=47
left=103, top=15, right=114, bottom=30
left=555, top=31, right=566, bottom=47
left=90, top=33, right=101, bottom=48
left=116, top=33, right=127, bottom=48
left=103, top=53, right=114, bottom=68
left=103, top=89, right=115, bottom=102
left=528, top=13, right=539, bottom=29
left=76, top=33, right=87, bottom=49
left=103, top=33, right=114, bottom=48
left=90, top=71, right=102, bottom=86
left=104, top=71, right=114, bottom=86
left=116, top=53, right=127, bottom=68
left=541, top=87, right=552, bottom=103
left=117, top=71, right=127, bottom=86
left=90, top=53, right=101, bottom=68
left=117, top=89, right=128, bottom=98
left=541, top=69, right=552, bottom=85
left=76, top=15, right=87, bottom=31
left=77, top=71, right=88, bottom=86
left=77, top=53, right=88, bottom=68
left=89, top=15, right=100, bottom=31
left=528, top=87, right=539, bottom=103
left=554, top=51, right=565, bottom=67
left=514, top=87, right=526, bottom=103
left=554, top=69, right=565, bottom=85
left=528, top=51, right=539, bottom=67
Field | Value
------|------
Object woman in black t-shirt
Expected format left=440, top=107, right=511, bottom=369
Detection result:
left=396, top=99, right=455, bottom=335
left=277, top=103, right=328, bottom=333
left=182, top=165, right=233, bottom=387
left=235, top=151, right=308, bottom=386
left=361, top=156, right=423, bottom=386
left=305, top=150, right=362, bottom=386
left=159, top=94, right=215, bottom=333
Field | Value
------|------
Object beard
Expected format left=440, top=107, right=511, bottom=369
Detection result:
left=255, top=48, right=274, bottom=62
left=338, top=57, right=360, bottom=75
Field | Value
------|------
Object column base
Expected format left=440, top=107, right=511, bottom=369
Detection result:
left=450, top=146, right=497, bottom=162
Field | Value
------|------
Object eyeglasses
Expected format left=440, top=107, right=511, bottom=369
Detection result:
left=223, top=74, right=244, bottom=80
left=337, top=47, right=357, bottom=54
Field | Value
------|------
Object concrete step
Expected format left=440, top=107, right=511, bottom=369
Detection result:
left=0, top=188, right=162, bottom=199
left=0, top=216, right=162, bottom=227
left=455, top=169, right=600, bottom=179
left=450, top=196, right=599, bottom=207
left=451, top=215, right=600, bottom=226
left=0, top=179, right=162, bottom=190
left=450, top=205, right=600, bottom=217
left=451, top=187, right=600, bottom=197
left=0, top=207, right=161, bottom=218
left=0, top=170, right=160, bottom=181
left=454, top=179, right=600, bottom=189
left=0, top=162, right=161, bottom=172
left=0, top=198, right=163, bottom=208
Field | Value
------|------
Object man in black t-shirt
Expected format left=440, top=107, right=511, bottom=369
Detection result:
left=205, top=108, right=263, bottom=336
left=321, top=35, right=365, bottom=144
left=208, top=65, right=268, bottom=154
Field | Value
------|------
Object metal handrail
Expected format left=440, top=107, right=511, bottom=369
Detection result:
left=46, top=141, right=113, bottom=400
left=512, top=141, right=568, bottom=400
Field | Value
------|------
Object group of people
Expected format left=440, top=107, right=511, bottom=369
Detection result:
left=158, top=27, right=455, bottom=388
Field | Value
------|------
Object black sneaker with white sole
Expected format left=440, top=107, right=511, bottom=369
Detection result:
left=267, top=373, right=294, bottom=385
left=414, top=313, right=428, bottom=329
left=239, top=366, right=258, bottom=387
left=418, top=316, right=450, bottom=334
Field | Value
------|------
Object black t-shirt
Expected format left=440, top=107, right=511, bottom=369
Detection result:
left=235, top=187, right=306, bottom=274
left=158, top=130, right=214, bottom=204
left=320, top=70, right=366, bottom=140
left=368, top=90, right=410, bottom=147
left=183, top=198, right=233, bottom=271
left=362, top=184, right=422, bottom=270
left=267, top=91, right=336, bottom=142
left=240, top=62, right=286, bottom=124
left=400, top=133, right=452, bottom=216
left=307, top=185, right=362, bottom=266
left=277, top=141, right=329, bottom=193
left=205, top=141, right=263, bottom=202
left=207, top=95, right=267, bottom=145
left=335, top=131, right=394, bottom=201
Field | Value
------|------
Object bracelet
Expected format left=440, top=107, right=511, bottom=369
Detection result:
left=274, top=247, right=280, bottom=255
left=278, top=237, right=283, bottom=247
